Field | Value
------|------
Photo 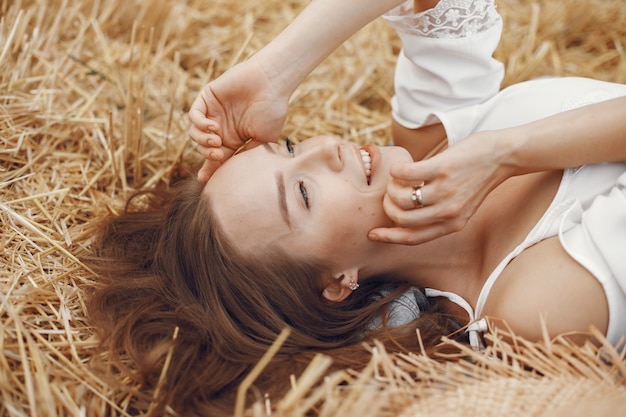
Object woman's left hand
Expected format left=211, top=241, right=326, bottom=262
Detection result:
left=369, top=131, right=511, bottom=245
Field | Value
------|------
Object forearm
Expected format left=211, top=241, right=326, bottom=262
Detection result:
left=499, top=96, right=626, bottom=175
left=251, top=0, right=406, bottom=97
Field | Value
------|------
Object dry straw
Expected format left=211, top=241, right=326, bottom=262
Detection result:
left=1, top=0, right=625, bottom=415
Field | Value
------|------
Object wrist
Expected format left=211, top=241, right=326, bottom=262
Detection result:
left=495, top=127, right=532, bottom=177
left=250, top=49, right=306, bottom=99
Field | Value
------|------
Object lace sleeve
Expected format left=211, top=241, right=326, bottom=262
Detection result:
left=382, top=0, right=505, bottom=130
left=384, top=0, right=500, bottom=38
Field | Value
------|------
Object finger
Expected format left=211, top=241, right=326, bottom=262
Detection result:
left=188, top=123, right=205, bottom=142
left=188, top=104, right=221, bottom=133
left=389, top=159, right=436, bottom=184
left=188, top=120, right=220, bottom=139
left=385, top=181, right=429, bottom=210
left=188, top=104, right=217, bottom=128
left=386, top=202, right=464, bottom=231
left=383, top=191, right=436, bottom=226
left=384, top=205, right=434, bottom=228
left=189, top=126, right=224, bottom=149
left=188, top=92, right=212, bottom=121
left=196, top=146, right=237, bottom=182
left=367, top=225, right=446, bottom=246
left=384, top=180, right=404, bottom=206
left=197, top=160, right=220, bottom=183
left=195, top=144, right=225, bottom=161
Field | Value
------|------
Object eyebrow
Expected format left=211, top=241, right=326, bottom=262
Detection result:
left=264, top=143, right=292, bottom=229
left=275, top=172, right=292, bottom=230
left=263, top=143, right=292, bottom=228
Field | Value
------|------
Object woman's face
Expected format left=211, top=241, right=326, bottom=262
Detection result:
left=203, top=136, right=411, bottom=271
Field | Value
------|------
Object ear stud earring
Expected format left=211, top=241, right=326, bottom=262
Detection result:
left=348, top=279, right=359, bottom=291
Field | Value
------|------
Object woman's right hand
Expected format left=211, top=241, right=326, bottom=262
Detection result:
left=369, top=130, right=510, bottom=245
left=189, top=0, right=410, bottom=182
left=189, top=59, right=290, bottom=182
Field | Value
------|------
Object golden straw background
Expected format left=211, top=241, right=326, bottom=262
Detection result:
left=1, top=0, right=625, bottom=415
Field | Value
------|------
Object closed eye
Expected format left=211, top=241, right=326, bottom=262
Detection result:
left=284, top=138, right=310, bottom=209
left=298, top=180, right=309, bottom=208
left=285, top=138, right=295, bottom=157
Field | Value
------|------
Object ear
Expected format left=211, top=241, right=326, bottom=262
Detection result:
left=322, top=268, right=360, bottom=303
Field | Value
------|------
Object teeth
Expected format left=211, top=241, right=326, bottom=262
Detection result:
left=359, top=149, right=371, bottom=181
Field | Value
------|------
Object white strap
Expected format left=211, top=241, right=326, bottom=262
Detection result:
left=425, top=288, right=487, bottom=350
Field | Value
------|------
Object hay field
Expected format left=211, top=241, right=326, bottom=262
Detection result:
left=1, top=0, right=625, bottom=415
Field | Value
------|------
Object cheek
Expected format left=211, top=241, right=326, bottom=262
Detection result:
left=352, top=194, right=389, bottom=226
left=313, top=188, right=387, bottom=249
left=330, top=203, right=382, bottom=241
left=350, top=205, right=382, bottom=231
left=332, top=189, right=387, bottom=227
left=306, top=206, right=382, bottom=264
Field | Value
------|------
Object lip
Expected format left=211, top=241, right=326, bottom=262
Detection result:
left=361, top=144, right=380, bottom=186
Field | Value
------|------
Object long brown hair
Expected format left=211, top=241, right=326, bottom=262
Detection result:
left=85, top=177, right=460, bottom=416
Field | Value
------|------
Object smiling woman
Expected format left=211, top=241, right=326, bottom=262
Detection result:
left=88, top=103, right=626, bottom=415
left=85, top=0, right=626, bottom=415
left=86, top=170, right=458, bottom=416
left=206, top=137, right=415, bottom=302
left=206, top=137, right=411, bottom=272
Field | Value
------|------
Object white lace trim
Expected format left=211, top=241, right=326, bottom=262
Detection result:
left=384, top=0, right=500, bottom=39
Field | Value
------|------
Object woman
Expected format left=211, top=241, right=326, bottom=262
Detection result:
left=87, top=149, right=458, bottom=416
left=189, top=0, right=626, bottom=342
left=88, top=0, right=626, bottom=415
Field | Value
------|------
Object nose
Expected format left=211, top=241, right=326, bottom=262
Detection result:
left=297, top=136, right=343, bottom=172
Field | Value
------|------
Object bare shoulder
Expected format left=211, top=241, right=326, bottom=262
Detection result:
left=481, top=236, right=608, bottom=344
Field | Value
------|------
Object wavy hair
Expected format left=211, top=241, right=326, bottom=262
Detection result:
left=85, top=177, right=460, bottom=416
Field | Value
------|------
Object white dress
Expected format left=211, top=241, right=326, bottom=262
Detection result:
left=383, top=0, right=626, bottom=348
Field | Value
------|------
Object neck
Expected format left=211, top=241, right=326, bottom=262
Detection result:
left=365, top=223, right=486, bottom=304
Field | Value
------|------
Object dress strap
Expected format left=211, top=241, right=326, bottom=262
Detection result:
left=425, top=288, right=488, bottom=350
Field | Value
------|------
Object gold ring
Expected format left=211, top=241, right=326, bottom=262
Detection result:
left=411, top=185, right=424, bottom=208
